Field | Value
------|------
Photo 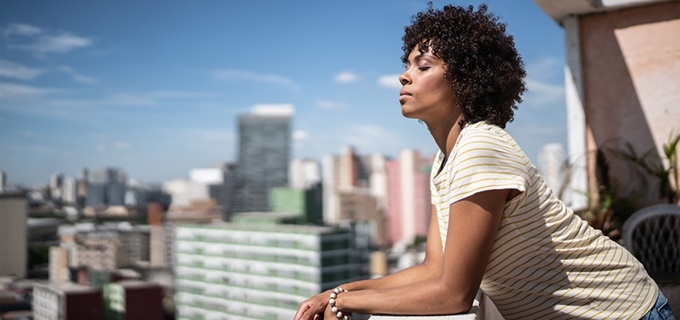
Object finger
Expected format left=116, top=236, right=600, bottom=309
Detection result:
left=293, top=304, right=309, bottom=320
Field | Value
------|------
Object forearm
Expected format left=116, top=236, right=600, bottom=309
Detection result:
left=337, top=278, right=474, bottom=316
left=341, top=260, right=438, bottom=291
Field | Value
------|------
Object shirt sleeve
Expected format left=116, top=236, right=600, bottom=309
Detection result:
left=440, top=125, right=530, bottom=209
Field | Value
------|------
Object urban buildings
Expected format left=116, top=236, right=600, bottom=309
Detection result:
left=231, top=105, right=292, bottom=214
left=86, top=168, right=128, bottom=208
left=0, top=170, right=6, bottom=193
left=0, top=195, right=27, bottom=278
left=174, top=220, right=368, bottom=320
left=33, top=282, right=104, bottom=320
left=323, top=147, right=397, bottom=247
left=385, top=149, right=431, bottom=247
left=163, top=165, right=234, bottom=219
left=289, top=159, right=321, bottom=190
left=50, top=172, right=63, bottom=202
left=103, top=280, right=164, bottom=320
left=62, top=177, right=78, bottom=205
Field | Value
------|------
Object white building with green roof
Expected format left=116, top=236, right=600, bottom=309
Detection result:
left=174, top=220, right=368, bottom=320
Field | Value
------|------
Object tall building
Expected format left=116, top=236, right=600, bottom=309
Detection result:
left=0, top=170, right=6, bottom=193
left=174, top=221, right=367, bottom=320
left=322, top=147, right=389, bottom=245
left=289, top=159, right=321, bottom=190
left=103, top=280, right=164, bottom=320
left=232, top=105, right=292, bottom=214
left=191, top=165, right=235, bottom=215
left=0, top=195, right=27, bottom=278
left=49, top=246, right=70, bottom=282
left=385, top=149, right=432, bottom=247
left=86, top=168, right=127, bottom=207
left=538, top=143, right=566, bottom=198
left=63, top=177, right=78, bottom=205
left=50, top=172, right=64, bottom=202
left=33, top=282, right=104, bottom=320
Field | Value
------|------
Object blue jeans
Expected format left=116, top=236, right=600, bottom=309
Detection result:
left=641, top=290, right=676, bottom=320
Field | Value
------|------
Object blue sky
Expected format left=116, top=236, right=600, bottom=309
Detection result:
left=0, top=0, right=567, bottom=187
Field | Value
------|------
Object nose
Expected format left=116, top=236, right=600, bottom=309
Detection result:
left=399, top=70, right=410, bottom=86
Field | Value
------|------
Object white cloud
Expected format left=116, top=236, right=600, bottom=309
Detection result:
left=520, top=57, right=565, bottom=109
left=52, top=90, right=213, bottom=108
left=0, top=81, right=63, bottom=97
left=0, top=60, right=43, bottom=80
left=314, top=99, right=346, bottom=109
left=377, top=74, right=401, bottom=89
left=3, top=23, right=43, bottom=36
left=293, top=130, right=309, bottom=141
left=57, top=65, right=99, bottom=85
left=72, top=75, right=99, bottom=85
left=3, top=24, right=92, bottom=54
left=526, top=57, right=562, bottom=80
left=523, top=78, right=564, bottom=108
left=35, top=33, right=91, bottom=53
left=213, top=70, right=301, bottom=91
left=251, top=103, right=294, bottom=116
left=334, top=71, right=359, bottom=83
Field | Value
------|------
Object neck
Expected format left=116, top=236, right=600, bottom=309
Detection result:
left=427, top=113, right=466, bottom=157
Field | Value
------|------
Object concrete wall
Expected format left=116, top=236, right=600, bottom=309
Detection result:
left=0, top=196, right=27, bottom=278
left=579, top=1, right=680, bottom=204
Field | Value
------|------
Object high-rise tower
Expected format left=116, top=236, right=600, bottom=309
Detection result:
left=231, top=105, right=292, bottom=214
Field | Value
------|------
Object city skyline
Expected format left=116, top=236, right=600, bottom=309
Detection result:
left=0, top=0, right=567, bottom=187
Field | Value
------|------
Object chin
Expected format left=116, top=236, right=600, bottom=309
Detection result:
left=401, top=107, right=419, bottom=119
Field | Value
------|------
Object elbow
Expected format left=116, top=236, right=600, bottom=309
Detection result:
left=431, top=281, right=478, bottom=315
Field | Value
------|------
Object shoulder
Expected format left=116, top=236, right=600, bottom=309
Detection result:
left=456, top=122, right=521, bottom=158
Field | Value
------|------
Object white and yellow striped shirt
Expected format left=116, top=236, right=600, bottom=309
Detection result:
left=430, top=121, right=657, bottom=320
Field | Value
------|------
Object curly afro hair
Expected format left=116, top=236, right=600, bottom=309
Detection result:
left=401, top=3, right=526, bottom=128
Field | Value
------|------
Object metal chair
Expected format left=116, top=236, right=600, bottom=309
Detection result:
left=621, top=204, right=680, bottom=282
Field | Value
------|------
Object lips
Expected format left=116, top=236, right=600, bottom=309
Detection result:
left=399, top=90, right=412, bottom=102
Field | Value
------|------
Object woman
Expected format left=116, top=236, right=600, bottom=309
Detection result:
left=295, top=4, right=674, bottom=320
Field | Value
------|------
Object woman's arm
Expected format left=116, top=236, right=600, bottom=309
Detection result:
left=294, top=205, right=444, bottom=320
left=331, top=188, right=509, bottom=316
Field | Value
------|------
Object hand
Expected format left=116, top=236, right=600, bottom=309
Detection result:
left=294, top=291, right=329, bottom=320
left=324, top=301, right=336, bottom=319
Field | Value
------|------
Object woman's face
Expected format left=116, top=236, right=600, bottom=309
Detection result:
left=398, top=46, right=457, bottom=123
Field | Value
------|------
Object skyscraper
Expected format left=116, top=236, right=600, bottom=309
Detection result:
left=231, top=105, right=292, bottom=214
left=86, top=168, right=127, bottom=207
left=385, top=149, right=431, bottom=247
left=0, top=170, right=6, bottom=194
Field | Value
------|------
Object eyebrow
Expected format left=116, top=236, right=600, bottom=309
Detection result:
left=406, top=53, right=435, bottom=66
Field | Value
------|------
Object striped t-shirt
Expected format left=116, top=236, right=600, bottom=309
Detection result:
left=430, top=121, right=658, bottom=320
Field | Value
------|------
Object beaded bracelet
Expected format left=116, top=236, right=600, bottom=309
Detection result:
left=329, top=287, right=351, bottom=320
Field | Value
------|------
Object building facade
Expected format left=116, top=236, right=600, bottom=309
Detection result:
left=0, top=196, right=27, bottom=278
left=86, top=168, right=127, bottom=207
left=174, top=222, right=367, bottom=320
left=103, top=280, right=164, bottom=320
left=323, top=147, right=394, bottom=247
left=33, top=282, right=104, bottom=320
left=534, top=0, right=680, bottom=209
left=232, top=105, right=292, bottom=214
left=385, top=149, right=431, bottom=247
